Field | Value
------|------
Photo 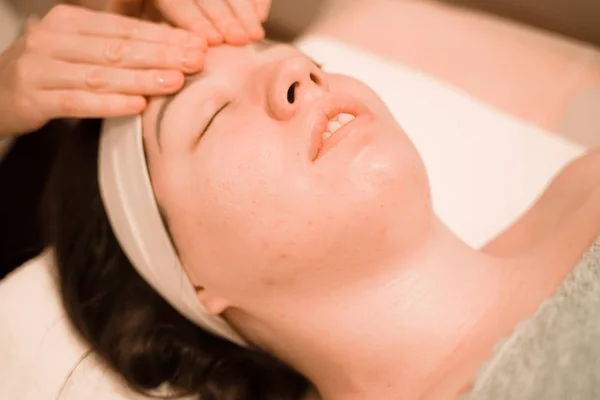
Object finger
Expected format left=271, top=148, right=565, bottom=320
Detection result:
left=196, top=0, right=250, bottom=45
left=104, top=0, right=145, bottom=16
left=154, top=0, right=223, bottom=45
left=253, top=0, right=271, bottom=22
left=40, top=89, right=147, bottom=120
left=185, top=13, right=224, bottom=46
left=37, top=59, right=184, bottom=96
left=227, top=0, right=265, bottom=40
left=34, top=30, right=204, bottom=73
left=43, top=5, right=207, bottom=49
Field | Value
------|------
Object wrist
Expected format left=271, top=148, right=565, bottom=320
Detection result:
left=0, top=90, right=43, bottom=138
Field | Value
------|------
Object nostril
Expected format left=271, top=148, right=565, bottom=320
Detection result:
left=287, top=82, right=298, bottom=104
left=310, top=72, right=321, bottom=85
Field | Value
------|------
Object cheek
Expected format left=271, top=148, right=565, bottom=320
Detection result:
left=198, top=149, right=318, bottom=254
left=173, top=120, right=309, bottom=263
left=162, top=85, right=430, bottom=294
left=194, top=142, right=425, bottom=288
left=174, top=147, right=339, bottom=290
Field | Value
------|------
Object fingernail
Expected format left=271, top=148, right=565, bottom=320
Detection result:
left=181, top=49, right=203, bottom=70
left=184, top=34, right=206, bottom=48
left=129, top=96, right=147, bottom=111
left=157, top=71, right=183, bottom=89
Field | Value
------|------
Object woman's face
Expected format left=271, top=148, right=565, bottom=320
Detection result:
left=142, top=43, right=430, bottom=314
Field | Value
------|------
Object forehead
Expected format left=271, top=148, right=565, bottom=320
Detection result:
left=148, top=42, right=300, bottom=132
left=203, top=40, right=292, bottom=74
left=144, top=41, right=301, bottom=151
left=152, top=41, right=294, bottom=105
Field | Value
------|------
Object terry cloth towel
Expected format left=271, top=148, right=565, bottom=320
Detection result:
left=464, top=237, right=600, bottom=400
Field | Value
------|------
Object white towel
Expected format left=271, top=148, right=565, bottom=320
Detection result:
left=296, top=36, right=586, bottom=248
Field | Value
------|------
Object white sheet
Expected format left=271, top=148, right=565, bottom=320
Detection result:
left=0, top=35, right=589, bottom=400
left=297, top=36, right=587, bottom=248
left=0, top=252, right=165, bottom=400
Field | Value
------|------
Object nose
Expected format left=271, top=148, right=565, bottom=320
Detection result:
left=268, top=56, right=328, bottom=121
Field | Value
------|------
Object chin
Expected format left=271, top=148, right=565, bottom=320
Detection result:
left=347, top=127, right=428, bottom=203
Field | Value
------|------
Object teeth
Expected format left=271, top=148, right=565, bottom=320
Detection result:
left=327, top=120, right=343, bottom=134
left=321, top=113, right=356, bottom=143
left=338, top=113, right=355, bottom=124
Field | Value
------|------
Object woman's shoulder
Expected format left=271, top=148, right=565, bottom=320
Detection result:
left=465, top=238, right=600, bottom=400
left=482, top=149, right=600, bottom=257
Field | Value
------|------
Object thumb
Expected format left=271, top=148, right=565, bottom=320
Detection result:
left=104, top=0, right=146, bottom=16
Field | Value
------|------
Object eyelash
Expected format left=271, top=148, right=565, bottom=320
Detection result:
left=197, top=59, right=323, bottom=140
left=198, top=102, right=230, bottom=142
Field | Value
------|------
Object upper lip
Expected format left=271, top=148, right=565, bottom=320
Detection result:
left=308, top=94, right=371, bottom=161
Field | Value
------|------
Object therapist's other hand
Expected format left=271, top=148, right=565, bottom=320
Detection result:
left=107, top=0, right=271, bottom=45
left=0, top=4, right=206, bottom=136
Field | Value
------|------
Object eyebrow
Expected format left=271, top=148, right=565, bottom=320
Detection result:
left=155, top=74, right=203, bottom=149
left=154, top=40, right=310, bottom=148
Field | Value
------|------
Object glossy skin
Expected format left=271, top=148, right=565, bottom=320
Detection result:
left=142, top=42, right=431, bottom=316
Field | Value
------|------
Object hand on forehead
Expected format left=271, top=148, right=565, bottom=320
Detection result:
left=144, top=40, right=294, bottom=137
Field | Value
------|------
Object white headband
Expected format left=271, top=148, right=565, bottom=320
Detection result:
left=98, top=115, right=247, bottom=347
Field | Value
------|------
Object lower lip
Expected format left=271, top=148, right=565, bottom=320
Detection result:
left=316, top=115, right=372, bottom=159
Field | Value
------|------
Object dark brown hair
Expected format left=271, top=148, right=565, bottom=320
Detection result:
left=43, top=119, right=310, bottom=400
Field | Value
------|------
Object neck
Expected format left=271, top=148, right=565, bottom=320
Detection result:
left=252, top=218, right=573, bottom=400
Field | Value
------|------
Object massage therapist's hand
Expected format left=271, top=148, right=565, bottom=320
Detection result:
left=106, top=0, right=271, bottom=45
left=0, top=4, right=206, bottom=137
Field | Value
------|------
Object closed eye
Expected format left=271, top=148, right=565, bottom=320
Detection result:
left=197, top=102, right=231, bottom=144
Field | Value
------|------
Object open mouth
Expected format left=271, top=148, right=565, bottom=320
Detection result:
left=308, top=95, right=372, bottom=161
left=321, top=113, right=356, bottom=143
left=312, top=111, right=366, bottom=161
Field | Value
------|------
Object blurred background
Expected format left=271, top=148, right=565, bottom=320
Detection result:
left=1, top=0, right=599, bottom=49
left=266, top=0, right=600, bottom=46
